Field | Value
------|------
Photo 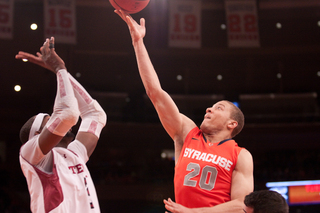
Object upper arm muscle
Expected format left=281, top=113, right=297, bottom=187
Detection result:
left=231, top=149, right=254, bottom=201
left=151, top=90, right=196, bottom=141
left=75, top=132, right=99, bottom=158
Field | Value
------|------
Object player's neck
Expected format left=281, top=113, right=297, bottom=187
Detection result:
left=203, top=132, right=231, bottom=144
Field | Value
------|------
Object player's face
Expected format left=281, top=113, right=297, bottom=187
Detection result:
left=40, top=115, right=50, bottom=131
left=200, top=101, right=233, bottom=133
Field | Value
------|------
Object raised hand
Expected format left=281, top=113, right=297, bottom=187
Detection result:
left=15, top=37, right=66, bottom=73
left=163, top=198, right=193, bottom=213
left=114, top=9, right=146, bottom=43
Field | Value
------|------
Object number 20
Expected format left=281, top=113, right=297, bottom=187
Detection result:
left=184, top=163, right=218, bottom=191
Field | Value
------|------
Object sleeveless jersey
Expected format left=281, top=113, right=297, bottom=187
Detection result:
left=174, top=127, right=243, bottom=208
left=20, top=136, right=100, bottom=213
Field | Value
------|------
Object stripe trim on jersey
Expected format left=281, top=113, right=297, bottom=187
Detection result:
left=33, top=154, right=63, bottom=213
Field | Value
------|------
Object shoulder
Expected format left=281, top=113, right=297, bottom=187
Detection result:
left=173, top=115, right=198, bottom=160
left=67, top=140, right=89, bottom=162
left=20, top=135, right=46, bottom=165
left=174, top=114, right=197, bottom=143
left=238, top=149, right=253, bottom=161
left=179, top=114, right=198, bottom=138
left=235, top=149, right=253, bottom=171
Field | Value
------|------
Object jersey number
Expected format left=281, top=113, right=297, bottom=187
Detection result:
left=184, top=162, right=218, bottom=191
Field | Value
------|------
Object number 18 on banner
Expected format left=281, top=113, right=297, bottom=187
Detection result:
left=169, top=0, right=201, bottom=49
left=44, top=0, right=77, bottom=44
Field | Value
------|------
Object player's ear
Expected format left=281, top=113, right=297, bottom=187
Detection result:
left=227, top=120, right=238, bottom=130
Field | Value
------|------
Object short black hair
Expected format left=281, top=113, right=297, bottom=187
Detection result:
left=244, top=190, right=289, bottom=213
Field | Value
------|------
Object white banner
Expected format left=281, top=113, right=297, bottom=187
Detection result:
left=0, top=0, right=14, bottom=39
left=44, top=0, right=77, bottom=44
left=225, top=0, right=260, bottom=48
left=169, top=0, right=201, bottom=48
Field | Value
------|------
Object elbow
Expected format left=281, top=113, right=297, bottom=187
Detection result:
left=145, top=87, right=162, bottom=102
left=145, top=89, right=153, bottom=100
left=60, top=97, right=80, bottom=126
left=99, top=110, right=107, bottom=127
left=93, top=100, right=107, bottom=127
left=62, top=108, right=80, bottom=127
left=232, top=199, right=246, bottom=211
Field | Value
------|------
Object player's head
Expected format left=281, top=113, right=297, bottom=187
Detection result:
left=227, top=100, right=244, bottom=137
left=20, top=113, right=49, bottom=144
left=200, top=100, right=244, bottom=138
left=20, top=113, right=75, bottom=144
left=244, top=190, right=289, bottom=213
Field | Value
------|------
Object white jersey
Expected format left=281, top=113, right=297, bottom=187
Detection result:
left=19, top=135, right=100, bottom=213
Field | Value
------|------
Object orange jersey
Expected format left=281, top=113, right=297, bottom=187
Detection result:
left=174, top=127, right=244, bottom=208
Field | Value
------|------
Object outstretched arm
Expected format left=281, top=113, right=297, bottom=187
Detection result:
left=15, top=37, right=65, bottom=73
left=164, top=149, right=254, bottom=213
left=115, top=10, right=196, bottom=156
left=68, top=74, right=107, bottom=157
left=17, top=37, right=80, bottom=155
left=16, top=38, right=106, bottom=157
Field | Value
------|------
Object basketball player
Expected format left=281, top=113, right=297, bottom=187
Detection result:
left=16, top=37, right=106, bottom=213
left=243, top=190, right=289, bottom=213
left=115, top=10, right=253, bottom=212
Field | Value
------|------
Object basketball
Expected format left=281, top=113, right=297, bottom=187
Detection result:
left=109, top=0, right=150, bottom=14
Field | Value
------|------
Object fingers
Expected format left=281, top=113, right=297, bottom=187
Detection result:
left=15, top=51, right=38, bottom=62
left=114, top=9, right=128, bottom=22
left=15, top=51, right=28, bottom=59
left=140, top=18, right=145, bottom=27
left=41, top=37, right=57, bottom=58
left=115, top=9, right=136, bottom=26
left=114, top=9, right=122, bottom=17
left=16, top=37, right=60, bottom=72
left=41, top=38, right=51, bottom=56
left=49, top=37, right=55, bottom=49
left=164, top=198, right=175, bottom=213
left=126, top=15, right=134, bottom=29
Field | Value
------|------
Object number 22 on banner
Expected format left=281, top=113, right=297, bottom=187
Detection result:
left=227, top=13, right=258, bottom=33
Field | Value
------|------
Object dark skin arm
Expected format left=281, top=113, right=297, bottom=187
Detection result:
left=18, top=37, right=67, bottom=155
left=16, top=38, right=99, bottom=157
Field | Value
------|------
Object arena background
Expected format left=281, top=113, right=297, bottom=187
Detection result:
left=0, top=0, right=320, bottom=212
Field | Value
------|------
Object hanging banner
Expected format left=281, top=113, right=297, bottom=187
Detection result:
left=0, top=0, right=14, bottom=39
left=44, top=0, right=77, bottom=44
left=225, top=0, right=260, bottom=48
left=169, top=0, right=201, bottom=48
